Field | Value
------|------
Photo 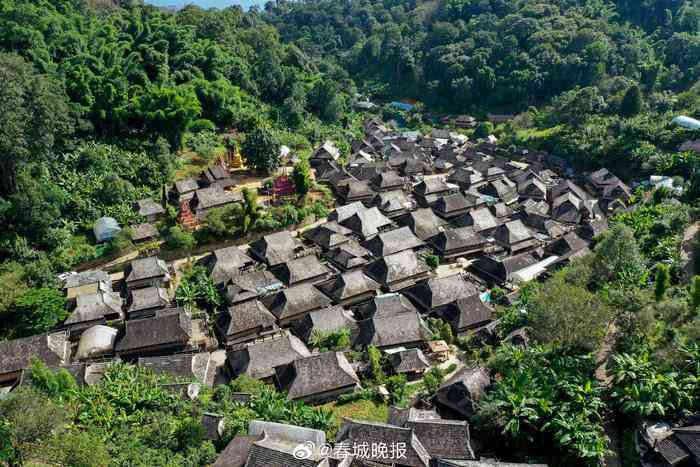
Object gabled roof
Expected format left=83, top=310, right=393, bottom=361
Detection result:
left=125, top=257, right=169, bottom=283
left=336, top=180, right=375, bottom=201
left=448, top=168, right=484, bottom=187
left=337, top=419, right=431, bottom=467
left=317, top=270, right=380, bottom=302
left=312, top=140, right=340, bottom=160
left=493, top=220, right=535, bottom=246
left=115, top=311, right=192, bottom=353
left=63, top=270, right=110, bottom=290
left=464, top=207, right=498, bottom=232
left=138, top=352, right=215, bottom=387
left=340, top=207, right=393, bottom=240
left=404, top=274, right=478, bottom=311
left=366, top=250, right=431, bottom=285
left=325, top=240, right=372, bottom=270
left=431, top=227, right=487, bottom=254
left=293, top=305, right=357, bottom=343
left=137, top=198, right=165, bottom=217
left=355, top=308, right=432, bottom=348
left=273, top=255, right=332, bottom=286
left=213, top=434, right=262, bottom=467
left=388, top=348, right=430, bottom=374
left=372, top=171, right=404, bottom=190
left=413, top=177, right=450, bottom=196
left=249, top=231, right=303, bottom=266
left=302, top=222, right=351, bottom=249
left=433, top=366, right=490, bottom=417
left=546, top=232, right=590, bottom=258
left=550, top=179, right=589, bottom=201
left=66, top=291, right=123, bottom=324
left=328, top=201, right=368, bottom=224
left=364, top=226, right=425, bottom=257
left=438, top=295, right=493, bottom=332
left=407, top=418, right=475, bottom=460
left=490, top=202, right=513, bottom=218
left=130, top=223, right=159, bottom=242
left=401, top=208, right=448, bottom=241
left=226, top=332, right=311, bottom=380
left=375, top=190, right=411, bottom=215
left=0, top=332, right=70, bottom=376
left=274, top=351, right=360, bottom=400
left=266, top=284, right=332, bottom=321
left=201, top=246, right=255, bottom=284
left=217, top=300, right=278, bottom=337
left=128, top=286, right=170, bottom=313
left=356, top=293, right=420, bottom=320
left=173, top=177, right=199, bottom=195
left=435, top=193, right=470, bottom=215
left=225, top=270, right=284, bottom=304
left=517, top=177, right=547, bottom=197
left=387, top=407, right=440, bottom=427
left=193, top=186, right=243, bottom=210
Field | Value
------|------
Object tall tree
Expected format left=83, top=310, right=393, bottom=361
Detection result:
left=654, top=263, right=671, bottom=301
left=292, top=158, right=312, bottom=199
left=620, top=84, right=643, bottom=117
left=0, top=54, right=72, bottom=196
left=242, top=126, right=280, bottom=174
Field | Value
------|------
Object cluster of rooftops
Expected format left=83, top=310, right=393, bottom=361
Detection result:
left=0, top=117, right=651, bottom=466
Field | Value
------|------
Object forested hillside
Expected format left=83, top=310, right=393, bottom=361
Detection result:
left=0, top=0, right=352, bottom=291
left=267, top=0, right=700, bottom=185
left=267, top=0, right=700, bottom=109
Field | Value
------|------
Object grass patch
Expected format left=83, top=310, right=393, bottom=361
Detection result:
left=320, top=399, right=389, bottom=437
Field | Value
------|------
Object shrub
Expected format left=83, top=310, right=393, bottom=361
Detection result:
left=166, top=225, right=196, bottom=251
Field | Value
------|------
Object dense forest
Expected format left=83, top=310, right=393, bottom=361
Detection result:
left=266, top=0, right=700, bottom=180
left=0, top=0, right=698, bottom=466
left=0, top=0, right=355, bottom=323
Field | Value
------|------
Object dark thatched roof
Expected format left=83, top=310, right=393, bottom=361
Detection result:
left=0, top=332, right=70, bottom=376
left=249, top=231, right=303, bottom=267
left=273, top=255, right=333, bottom=286
left=403, top=274, right=479, bottom=312
left=399, top=208, right=448, bottom=241
left=115, top=311, right=192, bottom=354
left=217, top=300, right=278, bottom=338
left=266, top=284, right=332, bottom=321
left=336, top=419, right=431, bottom=467
left=363, top=226, right=425, bottom=257
left=274, top=351, right=360, bottom=400
left=316, top=270, right=380, bottom=303
left=226, top=332, right=311, bottom=380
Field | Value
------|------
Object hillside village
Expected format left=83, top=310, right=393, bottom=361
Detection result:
left=3, top=115, right=696, bottom=467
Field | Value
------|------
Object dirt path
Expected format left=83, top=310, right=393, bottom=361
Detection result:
left=595, top=322, right=623, bottom=467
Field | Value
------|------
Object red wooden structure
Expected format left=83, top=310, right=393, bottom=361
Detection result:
left=177, top=200, right=198, bottom=231
left=273, top=175, right=296, bottom=197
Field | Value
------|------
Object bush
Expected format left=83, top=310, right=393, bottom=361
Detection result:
left=367, top=346, right=385, bottom=385
left=166, top=225, right=196, bottom=250
left=106, top=228, right=133, bottom=256
left=474, top=122, right=494, bottom=138
left=421, top=367, right=444, bottom=396
left=309, top=328, right=352, bottom=351
left=425, top=254, right=439, bottom=269
left=386, top=375, right=408, bottom=406
left=528, top=268, right=611, bottom=352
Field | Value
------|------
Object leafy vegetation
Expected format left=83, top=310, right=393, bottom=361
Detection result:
left=478, top=346, right=608, bottom=464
